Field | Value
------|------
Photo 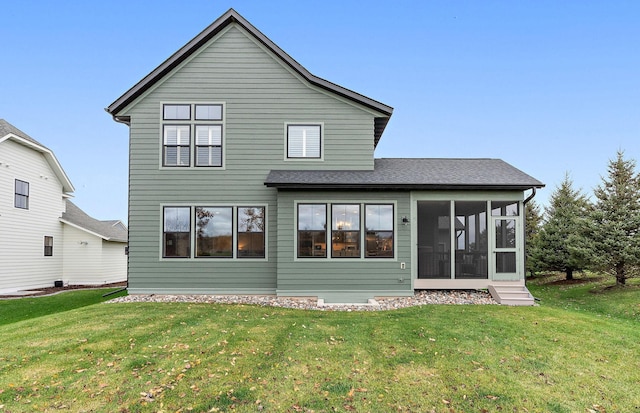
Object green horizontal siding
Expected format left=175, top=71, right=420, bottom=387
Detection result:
left=275, top=191, right=413, bottom=298
left=121, top=23, right=386, bottom=293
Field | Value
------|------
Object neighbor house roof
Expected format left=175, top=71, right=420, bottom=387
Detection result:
left=0, top=119, right=74, bottom=193
left=60, top=201, right=128, bottom=243
left=105, top=8, right=392, bottom=145
left=265, top=158, right=545, bottom=190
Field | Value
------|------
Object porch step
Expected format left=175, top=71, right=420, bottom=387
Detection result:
left=488, top=284, right=535, bottom=306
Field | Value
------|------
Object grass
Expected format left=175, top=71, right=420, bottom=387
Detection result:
left=0, top=288, right=127, bottom=326
left=0, top=279, right=638, bottom=412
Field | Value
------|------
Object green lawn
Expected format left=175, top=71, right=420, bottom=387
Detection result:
left=0, top=280, right=638, bottom=412
left=0, top=288, right=127, bottom=326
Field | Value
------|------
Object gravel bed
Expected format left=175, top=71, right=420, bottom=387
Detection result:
left=107, top=289, right=496, bottom=311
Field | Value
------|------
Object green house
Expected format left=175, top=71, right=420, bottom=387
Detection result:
left=106, top=9, right=544, bottom=305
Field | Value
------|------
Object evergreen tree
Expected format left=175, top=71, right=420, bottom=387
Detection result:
left=534, top=173, right=592, bottom=280
left=524, top=198, right=543, bottom=277
left=589, top=151, right=640, bottom=285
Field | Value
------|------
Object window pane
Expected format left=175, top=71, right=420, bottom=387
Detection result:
left=195, top=104, right=222, bottom=120
left=366, top=231, right=393, bottom=257
left=495, top=219, right=516, bottom=248
left=238, top=207, right=265, bottom=232
left=15, top=180, right=29, bottom=195
left=163, top=104, right=191, bottom=120
left=196, top=146, right=222, bottom=166
left=288, top=125, right=321, bottom=158
left=163, top=207, right=190, bottom=258
left=332, top=204, right=360, bottom=230
left=332, top=231, right=360, bottom=257
left=164, top=232, right=190, bottom=258
left=298, top=204, right=326, bottom=230
left=164, top=125, right=190, bottom=145
left=491, top=201, right=519, bottom=216
left=298, top=231, right=326, bottom=257
left=238, top=232, right=265, bottom=258
left=196, top=125, right=222, bottom=145
left=496, top=252, right=516, bottom=273
left=365, top=204, right=393, bottom=230
left=196, top=207, right=232, bottom=257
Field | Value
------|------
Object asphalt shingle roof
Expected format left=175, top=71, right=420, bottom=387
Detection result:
left=61, top=201, right=128, bottom=242
left=0, top=119, right=48, bottom=148
left=265, top=158, right=544, bottom=190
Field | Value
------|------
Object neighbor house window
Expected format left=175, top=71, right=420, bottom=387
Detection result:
left=163, top=207, right=191, bottom=258
left=162, top=103, right=224, bottom=167
left=237, top=207, right=265, bottom=258
left=298, top=204, right=327, bottom=258
left=195, top=207, right=233, bottom=258
left=331, top=204, right=360, bottom=258
left=15, top=180, right=29, bottom=209
left=287, top=124, right=321, bottom=158
left=365, top=204, right=394, bottom=258
left=44, top=236, right=53, bottom=256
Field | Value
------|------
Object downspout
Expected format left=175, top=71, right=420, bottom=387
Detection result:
left=523, top=186, right=537, bottom=205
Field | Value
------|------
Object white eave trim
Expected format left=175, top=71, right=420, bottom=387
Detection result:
left=1, top=133, right=75, bottom=193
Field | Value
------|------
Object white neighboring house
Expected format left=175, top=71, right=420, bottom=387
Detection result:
left=0, top=119, right=127, bottom=294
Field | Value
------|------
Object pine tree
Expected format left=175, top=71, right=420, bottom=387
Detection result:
left=589, top=151, right=640, bottom=285
left=524, top=199, right=543, bottom=277
left=535, top=173, right=592, bottom=280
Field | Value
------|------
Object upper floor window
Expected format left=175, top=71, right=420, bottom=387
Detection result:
left=15, top=180, right=29, bottom=209
left=162, top=103, right=224, bottom=167
left=287, top=124, right=321, bottom=159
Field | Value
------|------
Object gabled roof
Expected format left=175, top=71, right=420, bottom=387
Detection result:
left=60, top=201, right=128, bottom=243
left=265, top=158, right=545, bottom=191
left=105, top=8, right=393, bottom=145
left=0, top=119, right=74, bottom=193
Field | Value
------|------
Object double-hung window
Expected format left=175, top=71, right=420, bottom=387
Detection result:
left=237, top=207, right=265, bottom=258
left=365, top=204, right=394, bottom=257
left=297, top=204, right=327, bottom=258
left=15, top=179, right=29, bottom=209
left=331, top=204, right=361, bottom=258
left=163, top=207, right=191, bottom=258
left=162, top=103, right=224, bottom=167
left=287, top=124, right=321, bottom=159
left=44, top=236, right=53, bottom=256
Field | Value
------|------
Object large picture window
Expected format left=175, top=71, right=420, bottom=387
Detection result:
left=15, top=179, right=29, bottom=209
left=237, top=207, right=265, bottom=258
left=195, top=207, right=233, bottom=258
left=161, top=103, right=224, bottom=168
left=298, top=204, right=326, bottom=258
left=332, top=204, right=360, bottom=258
left=365, top=204, right=394, bottom=257
left=287, top=124, right=321, bottom=159
left=163, top=207, right=191, bottom=258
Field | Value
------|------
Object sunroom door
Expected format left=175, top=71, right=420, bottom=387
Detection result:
left=490, top=201, right=521, bottom=278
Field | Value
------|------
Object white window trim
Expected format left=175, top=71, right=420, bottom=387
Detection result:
left=159, top=101, right=227, bottom=170
left=284, top=122, right=324, bottom=162
left=293, top=200, right=397, bottom=261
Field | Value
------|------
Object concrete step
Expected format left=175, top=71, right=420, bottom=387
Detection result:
left=488, top=285, right=535, bottom=306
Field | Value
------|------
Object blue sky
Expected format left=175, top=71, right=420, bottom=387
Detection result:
left=2, top=1, right=639, bottom=223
